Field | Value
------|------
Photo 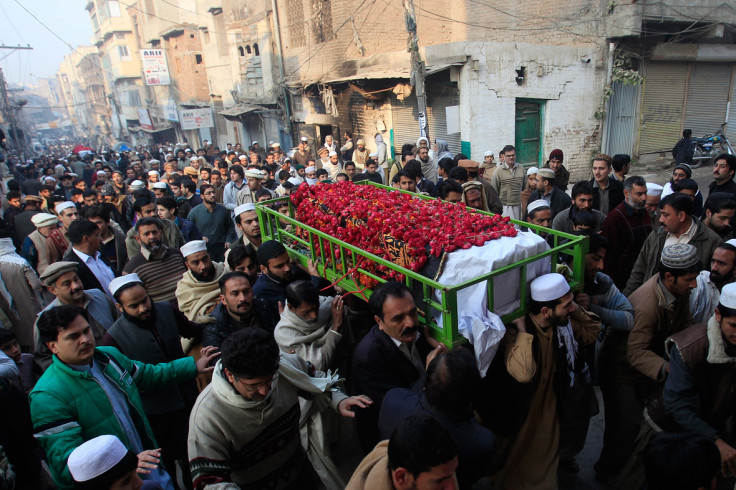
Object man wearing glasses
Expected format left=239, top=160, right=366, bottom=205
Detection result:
left=188, top=328, right=371, bottom=489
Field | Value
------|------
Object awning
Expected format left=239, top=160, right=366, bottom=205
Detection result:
left=219, top=103, right=272, bottom=120
left=129, top=125, right=175, bottom=134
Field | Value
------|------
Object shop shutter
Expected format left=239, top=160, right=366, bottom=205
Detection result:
left=639, top=62, right=687, bottom=153
left=391, top=94, right=420, bottom=155
left=726, top=66, right=736, bottom=143
left=684, top=63, right=731, bottom=138
left=427, top=94, right=461, bottom=155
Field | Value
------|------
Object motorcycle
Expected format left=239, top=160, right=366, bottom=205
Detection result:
left=690, top=123, right=735, bottom=168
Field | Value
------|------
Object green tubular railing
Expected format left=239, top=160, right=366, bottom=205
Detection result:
left=255, top=181, right=587, bottom=348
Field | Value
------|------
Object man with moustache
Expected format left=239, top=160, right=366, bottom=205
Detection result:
left=689, top=242, right=736, bottom=323
left=29, top=305, right=217, bottom=490
left=102, top=275, right=208, bottom=490
left=176, top=241, right=226, bottom=324
left=416, top=145, right=438, bottom=184
left=35, top=261, right=119, bottom=369
left=352, top=281, right=446, bottom=453
left=701, top=193, right=736, bottom=241
left=601, top=176, right=653, bottom=291
left=123, top=218, right=187, bottom=304
left=203, top=271, right=276, bottom=351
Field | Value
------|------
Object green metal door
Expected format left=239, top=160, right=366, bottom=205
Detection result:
left=515, top=99, right=544, bottom=166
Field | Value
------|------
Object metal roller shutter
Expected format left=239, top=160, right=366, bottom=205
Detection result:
left=639, top=62, right=687, bottom=154
left=427, top=94, right=461, bottom=155
left=391, top=94, right=419, bottom=155
left=391, top=93, right=462, bottom=156
left=684, top=63, right=731, bottom=138
left=726, top=66, right=736, bottom=143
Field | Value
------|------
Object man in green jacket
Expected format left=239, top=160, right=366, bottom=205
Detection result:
left=29, top=304, right=218, bottom=490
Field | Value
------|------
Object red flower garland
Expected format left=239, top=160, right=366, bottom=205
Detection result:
left=290, top=181, right=517, bottom=281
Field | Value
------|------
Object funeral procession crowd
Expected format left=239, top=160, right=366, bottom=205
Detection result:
left=2, top=131, right=736, bottom=490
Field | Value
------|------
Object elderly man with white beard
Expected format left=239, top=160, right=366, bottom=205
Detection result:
left=274, top=280, right=346, bottom=372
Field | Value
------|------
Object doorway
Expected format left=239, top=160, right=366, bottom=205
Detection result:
left=515, top=99, right=545, bottom=166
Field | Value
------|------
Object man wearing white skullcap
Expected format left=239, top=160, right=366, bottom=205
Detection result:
left=22, top=213, right=58, bottom=275
left=176, top=240, right=227, bottom=324
left=645, top=183, right=664, bottom=228
left=520, top=167, right=539, bottom=217
left=30, top=303, right=218, bottom=489
left=483, top=272, right=597, bottom=489
left=68, top=434, right=141, bottom=489
left=236, top=169, right=275, bottom=206
left=230, top=203, right=261, bottom=252
left=525, top=199, right=553, bottom=239
left=326, top=150, right=342, bottom=181
left=102, top=275, right=208, bottom=486
left=481, top=150, right=497, bottom=180
left=47, top=202, right=80, bottom=266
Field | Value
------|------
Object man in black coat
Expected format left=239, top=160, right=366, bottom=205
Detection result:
left=591, top=154, right=625, bottom=215
left=62, top=220, right=117, bottom=300
left=351, top=281, right=445, bottom=453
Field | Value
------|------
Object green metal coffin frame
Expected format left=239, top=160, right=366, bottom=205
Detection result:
left=256, top=180, right=588, bottom=348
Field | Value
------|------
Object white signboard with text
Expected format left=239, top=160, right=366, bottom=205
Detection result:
left=141, top=49, right=170, bottom=86
left=180, top=108, right=214, bottom=130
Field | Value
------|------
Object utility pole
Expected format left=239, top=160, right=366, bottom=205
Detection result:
left=402, top=0, right=428, bottom=141
left=0, top=45, right=33, bottom=156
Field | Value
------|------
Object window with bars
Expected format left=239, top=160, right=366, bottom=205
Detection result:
left=286, top=0, right=306, bottom=47
left=311, top=0, right=333, bottom=43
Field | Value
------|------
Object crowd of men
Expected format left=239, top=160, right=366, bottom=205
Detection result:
left=0, top=134, right=735, bottom=490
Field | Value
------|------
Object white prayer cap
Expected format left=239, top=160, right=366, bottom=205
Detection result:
left=268, top=141, right=274, bottom=146
left=300, top=136, right=308, bottom=142
left=68, top=435, right=137, bottom=484
left=646, top=183, right=663, bottom=197
left=244, top=169, right=266, bottom=179
left=252, top=141, right=259, bottom=145
left=272, top=142, right=281, bottom=148
left=527, top=199, right=550, bottom=215
left=152, top=182, right=167, bottom=189
left=287, top=177, right=302, bottom=186
left=328, top=151, right=338, bottom=157
left=305, top=166, right=316, bottom=174
left=530, top=273, right=570, bottom=302
left=238, top=154, right=248, bottom=160
left=484, top=150, right=494, bottom=157
left=527, top=167, right=539, bottom=176
left=148, top=170, right=160, bottom=176
left=43, top=176, right=56, bottom=184
left=55, top=201, right=76, bottom=214
left=190, top=157, right=199, bottom=162
left=727, top=239, right=736, bottom=248
left=720, top=283, right=736, bottom=310
left=181, top=240, right=208, bottom=258
left=369, top=152, right=378, bottom=158
left=96, top=170, right=107, bottom=176
left=32, top=213, right=58, bottom=228
left=129, top=180, right=145, bottom=190
left=185, top=148, right=192, bottom=153
left=109, top=273, right=143, bottom=298
left=234, top=203, right=256, bottom=217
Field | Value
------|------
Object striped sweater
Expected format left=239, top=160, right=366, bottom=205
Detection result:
left=122, top=246, right=187, bottom=303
